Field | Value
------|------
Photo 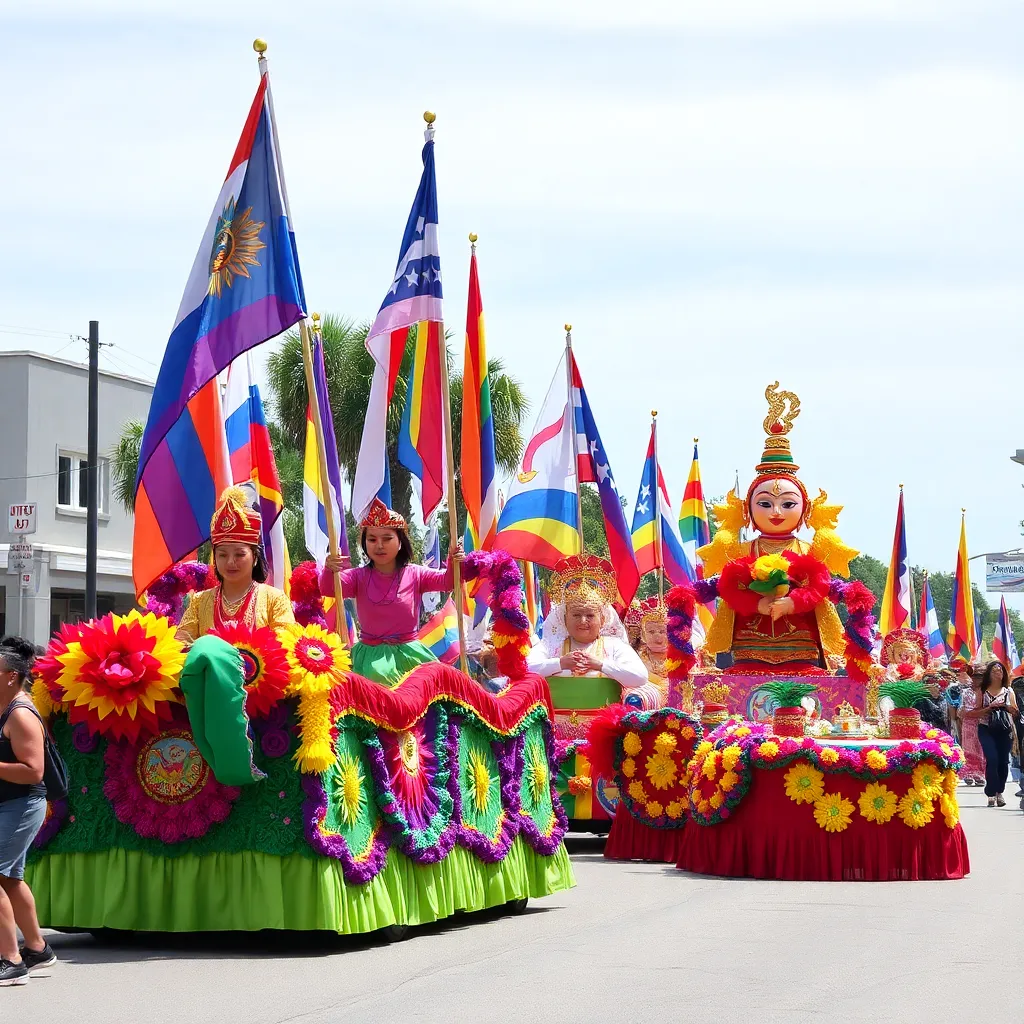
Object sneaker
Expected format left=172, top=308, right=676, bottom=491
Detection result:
left=1016, top=790, right=1023, bottom=798
left=18, top=943, right=56, bottom=972
left=988, top=797, right=996, bottom=807
left=996, top=795, right=1006, bottom=807
left=0, top=959, right=28, bottom=987
left=965, top=778, right=975, bottom=786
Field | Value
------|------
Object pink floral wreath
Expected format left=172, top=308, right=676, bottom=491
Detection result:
left=103, top=713, right=241, bottom=843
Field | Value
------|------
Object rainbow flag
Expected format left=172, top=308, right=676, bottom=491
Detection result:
left=132, top=69, right=304, bottom=595
left=495, top=350, right=580, bottom=566
left=947, top=514, right=979, bottom=661
left=917, top=574, right=946, bottom=664
left=630, top=425, right=693, bottom=584
left=354, top=125, right=444, bottom=521
left=993, top=595, right=1020, bottom=673
left=523, top=561, right=540, bottom=633
left=460, top=242, right=498, bottom=554
left=879, top=487, right=911, bottom=636
left=417, top=598, right=460, bottom=665
left=678, top=442, right=711, bottom=578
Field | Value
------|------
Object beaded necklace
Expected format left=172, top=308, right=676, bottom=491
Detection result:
left=366, top=565, right=404, bottom=606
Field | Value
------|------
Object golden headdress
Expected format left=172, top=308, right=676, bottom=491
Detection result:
left=624, top=596, right=666, bottom=643
left=211, top=486, right=262, bottom=546
left=549, top=554, right=616, bottom=609
left=359, top=497, right=407, bottom=531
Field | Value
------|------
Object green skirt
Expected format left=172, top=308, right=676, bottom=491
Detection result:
left=352, top=640, right=438, bottom=687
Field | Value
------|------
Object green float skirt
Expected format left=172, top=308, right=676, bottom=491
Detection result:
left=351, top=640, right=438, bottom=688
left=26, top=839, right=574, bottom=934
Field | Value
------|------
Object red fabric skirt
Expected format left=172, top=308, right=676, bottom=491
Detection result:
left=677, top=766, right=970, bottom=881
left=604, top=803, right=686, bottom=863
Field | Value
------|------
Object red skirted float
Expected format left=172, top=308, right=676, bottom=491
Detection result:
left=677, top=720, right=969, bottom=882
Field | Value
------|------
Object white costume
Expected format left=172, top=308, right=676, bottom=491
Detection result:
left=527, top=603, right=649, bottom=692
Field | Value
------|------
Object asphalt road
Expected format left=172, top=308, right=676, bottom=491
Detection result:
left=7, top=784, right=1022, bottom=1024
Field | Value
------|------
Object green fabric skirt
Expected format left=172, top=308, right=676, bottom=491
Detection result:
left=352, top=640, right=438, bottom=688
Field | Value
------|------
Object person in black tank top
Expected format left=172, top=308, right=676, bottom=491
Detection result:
left=0, top=636, right=55, bottom=986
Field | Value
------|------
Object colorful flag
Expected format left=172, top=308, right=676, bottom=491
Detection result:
left=421, top=515, right=442, bottom=615
left=947, top=514, right=979, bottom=662
left=992, top=596, right=1020, bottom=673
left=678, top=442, right=711, bottom=578
left=461, top=242, right=498, bottom=554
left=630, top=425, right=693, bottom=585
left=494, top=351, right=580, bottom=566
left=879, top=487, right=911, bottom=636
left=917, top=574, right=946, bottom=664
left=132, top=71, right=304, bottom=595
left=353, top=125, right=444, bottom=521
left=303, top=333, right=348, bottom=569
left=417, top=598, right=460, bottom=665
left=523, top=561, right=539, bottom=633
left=570, top=353, right=640, bottom=606
left=223, top=353, right=289, bottom=591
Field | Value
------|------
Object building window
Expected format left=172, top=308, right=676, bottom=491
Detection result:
left=57, top=451, right=109, bottom=513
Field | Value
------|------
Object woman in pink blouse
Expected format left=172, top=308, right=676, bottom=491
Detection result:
left=322, top=498, right=462, bottom=687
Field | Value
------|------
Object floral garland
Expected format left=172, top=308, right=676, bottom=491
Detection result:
left=686, top=721, right=759, bottom=826
left=145, top=562, right=216, bottom=624
left=827, top=579, right=878, bottom=682
left=53, top=610, right=185, bottom=743
left=462, top=550, right=532, bottom=680
left=289, top=561, right=328, bottom=628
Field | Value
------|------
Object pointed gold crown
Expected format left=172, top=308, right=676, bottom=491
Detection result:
left=755, top=381, right=802, bottom=476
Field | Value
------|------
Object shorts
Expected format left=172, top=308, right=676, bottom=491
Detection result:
left=0, top=794, right=47, bottom=880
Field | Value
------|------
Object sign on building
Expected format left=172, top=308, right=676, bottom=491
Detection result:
left=985, top=553, right=1024, bottom=592
left=8, top=503, right=37, bottom=535
left=6, top=542, right=33, bottom=574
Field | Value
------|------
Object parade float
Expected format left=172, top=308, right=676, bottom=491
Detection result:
left=24, top=549, right=574, bottom=936
left=583, top=382, right=970, bottom=880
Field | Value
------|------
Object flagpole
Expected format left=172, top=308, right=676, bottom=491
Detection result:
left=300, top=313, right=350, bottom=647
left=651, top=410, right=664, bottom=604
left=565, top=325, right=585, bottom=552
left=425, top=112, right=470, bottom=676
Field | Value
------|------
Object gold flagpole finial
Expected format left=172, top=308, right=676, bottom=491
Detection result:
left=423, top=111, right=436, bottom=124
left=469, top=232, right=478, bottom=244
left=253, top=38, right=268, bottom=57
left=651, top=409, right=658, bottom=418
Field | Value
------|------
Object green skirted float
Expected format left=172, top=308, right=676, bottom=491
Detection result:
left=25, top=609, right=573, bottom=935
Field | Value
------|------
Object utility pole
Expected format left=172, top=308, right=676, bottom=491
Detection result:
left=85, top=320, right=99, bottom=619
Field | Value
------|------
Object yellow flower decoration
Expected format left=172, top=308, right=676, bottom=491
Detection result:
left=898, top=789, right=934, bottom=829
left=752, top=553, right=791, bottom=579
left=720, top=770, right=740, bottom=793
left=645, top=800, right=664, bottom=817
left=858, top=782, right=897, bottom=824
left=940, top=742, right=953, bottom=758
left=734, top=726, right=752, bottom=737
left=646, top=752, right=678, bottom=791
left=622, top=757, right=636, bottom=778
left=757, top=740, right=780, bottom=759
left=294, top=689, right=334, bottom=773
left=31, top=679, right=55, bottom=720
left=280, top=623, right=350, bottom=696
left=702, top=751, right=720, bottom=780
left=654, top=731, right=677, bottom=755
left=942, top=770, right=959, bottom=797
left=695, top=740, right=713, bottom=757
left=665, top=718, right=680, bottom=731
left=939, top=793, right=960, bottom=828
left=813, top=792, right=854, bottom=833
left=628, top=780, right=646, bottom=802
left=784, top=761, right=825, bottom=804
left=666, top=800, right=683, bottom=820
left=680, top=726, right=696, bottom=740
left=708, top=791, right=724, bottom=810
left=525, top=742, right=548, bottom=807
left=468, top=748, right=493, bottom=813
left=912, top=762, right=944, bottom=799
left=721, top=744, right=742, bottom=771
left=623, top=731, right=643, bottom=756
left=925, top=729, right=939, bottom=739
left=864, top=749, right=888, bottom=773
left=819, top=747, right=839, bottom=766
left=335, top=752, right=365, bottom=825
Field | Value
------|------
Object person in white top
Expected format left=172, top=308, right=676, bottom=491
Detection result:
left=527, top=554, right=651, bottom=696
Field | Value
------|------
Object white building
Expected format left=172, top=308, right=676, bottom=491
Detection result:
left=0, top=351, right=153, bottom=643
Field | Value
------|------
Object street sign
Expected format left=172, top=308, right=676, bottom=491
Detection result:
left=985, top=553, right=1024, bottom=592
left=8, top=503, right=37, bottom=535
left=6, top=542, right=32, bottom=574
left=20, top=571, right=33, bottom=590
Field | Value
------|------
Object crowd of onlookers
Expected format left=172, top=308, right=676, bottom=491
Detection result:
left=916, top=658, right=1023, bottom=809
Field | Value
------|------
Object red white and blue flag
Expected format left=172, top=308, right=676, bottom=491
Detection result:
left=133, top=69, right=305, bottom=595
left=223, top=353, right=289, bottom=591
left=630, top=426, right=693, bottom=585
left=993, top=596, right=1020, bottom=674
left=353, top=125, right=444, bottom=521
left=879, top=488, right=911, bottom=636
left=571, top=354, right=640, bottom=606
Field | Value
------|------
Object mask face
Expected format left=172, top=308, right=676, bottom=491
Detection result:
left=750, top=480, right=804, bottom=536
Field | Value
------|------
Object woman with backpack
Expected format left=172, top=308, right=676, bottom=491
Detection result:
left=0, top=636, right=56, bottom=987
left=962, top=659, right=1020, bottom=808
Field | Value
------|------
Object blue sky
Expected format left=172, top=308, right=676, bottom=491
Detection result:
left=3, top=1, right=1023, bottom=608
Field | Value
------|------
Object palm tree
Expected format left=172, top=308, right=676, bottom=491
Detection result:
left=265, top=312, right=530, bottom=526
left=110, top=419, right=144, bottom=514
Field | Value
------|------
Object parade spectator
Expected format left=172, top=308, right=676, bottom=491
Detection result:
left=962, top=660, right=1019, bottom=807
left=953, top=660, right=985, bottom=786
left=914, top=675, right=948, bottom=732
left=0, top=636, right=55, bottom=986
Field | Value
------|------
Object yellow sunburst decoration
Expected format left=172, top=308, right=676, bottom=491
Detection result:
left=468, top=748, right=493, bottom=813
left=525, top=740, right=548, bottom=808
left=335, top=752, right=365, bottom=826
left=207, top=198, right=266, bottom=298
left=280, top=623, right=350, bottom=696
